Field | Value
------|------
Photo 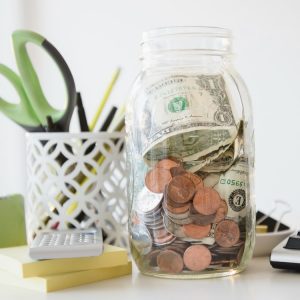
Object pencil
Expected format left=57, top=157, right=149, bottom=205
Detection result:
left=89, top=68, right=121, bottom=131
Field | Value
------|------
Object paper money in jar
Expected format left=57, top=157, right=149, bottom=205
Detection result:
left=214, top=157, right=249, bottom=219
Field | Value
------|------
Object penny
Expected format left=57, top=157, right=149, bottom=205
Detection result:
left=214, top=200, right=228, bottom=223
left=166, top=195, right=190, bottom=208
left=163, top=205, right=191, bottom=220
left=190, top=213, right=216, bottom=226
left=155, top=158, right=180, bottom=170
left=215, top=219, right=240, bottom=248
left=136, top=187, right=163, bottom=214
left=183, top=245, right=212, bottom=271
left=157, top=250, right=184, bottom=273
left=184, top=172, right=204, bottom=189
left=170, top=166, right=186, bottom=177
left=193, top=187, right=221, bottom=215
left=164, top=201, right=190, bottom=214
left=146, top=249, right=161, bottom=267
left=152, top=227, right=170, bottom=239
left=182, top=223, right=211, bottom=239
left=153, top=234, right=176, bottom=245
left=167, top=175, right=195, bottom=204
left=145, top=168, right=172, bottom=193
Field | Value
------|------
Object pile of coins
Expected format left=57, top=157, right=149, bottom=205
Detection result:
left=131, top=158, right=244, bottom=274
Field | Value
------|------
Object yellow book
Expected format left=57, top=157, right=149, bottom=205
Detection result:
left=0, top=244, right=128, bottom=278
left=0, top=260, right=132, bottom=292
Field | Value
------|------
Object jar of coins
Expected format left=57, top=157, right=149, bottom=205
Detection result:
left=126, top=26, right=255, bottom=278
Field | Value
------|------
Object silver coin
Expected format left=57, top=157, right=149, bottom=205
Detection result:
left=131, top=223, right=152, bottom=255
left=168, top=216, right=192, bottom=225
left=163, top=214, right=186, bottom=238
left=136, top=187, right=163, bottom=214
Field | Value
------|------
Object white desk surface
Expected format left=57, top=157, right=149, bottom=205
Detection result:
left=0, top=257, right=299, bottom=299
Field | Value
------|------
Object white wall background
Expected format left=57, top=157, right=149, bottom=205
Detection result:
left=0, top=0, right=299, bottom=227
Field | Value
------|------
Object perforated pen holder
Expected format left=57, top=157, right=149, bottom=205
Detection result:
left=25, top=132, right=128, bottom=249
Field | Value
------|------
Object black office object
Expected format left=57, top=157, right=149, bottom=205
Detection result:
left=76, top=92, right=89, bottom=132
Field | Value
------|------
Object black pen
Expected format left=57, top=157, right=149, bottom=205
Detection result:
left=100, top=106, right=118, bottom=132
left=76, top=92, right=89, bottom=132
left=46, top=115, right=55, bottom=132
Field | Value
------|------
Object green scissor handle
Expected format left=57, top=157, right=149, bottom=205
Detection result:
left=12, top=30, right=76, bottom=131
left=0, top=64, right=45, bottom=131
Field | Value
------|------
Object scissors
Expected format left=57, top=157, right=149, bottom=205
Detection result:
left=0, top=30, right=76, bottom=132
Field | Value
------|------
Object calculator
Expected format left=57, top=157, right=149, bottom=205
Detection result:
left=29, top=229, right=103, bottom=260
left=270, top=230, right=300, bottom=271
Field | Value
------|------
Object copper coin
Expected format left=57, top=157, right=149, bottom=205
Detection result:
left=184, top=172, right=204, bottom=189
left=167, top=175, right=195, bottom=204
left=157, top=250, right=184, bottom=273
left=155, top=158, right=180, bottom=170
left=166, top=194, right=190, bottom=208
left=190, top=213, right=216, bottom=226
left=154, top=234, right=176, bottom=245
left=145, top=168, right=172, bottom=193
left=214, top=200, right=228, bottom=223
left=152, top=227, right=170, bottom=239
left=165, top=202, right=190, bottom=214
left=182, top=223, right=211, bottom=239
left=146, top=249, right=161, bottom=267
left=193, top=187, right=221, bottom=215
left=183, top=245, right=212, bottom=271
left=215, top=220, right=240, bottom=248
left=164, top=206, right=190, bottom=220
left=170, top=166, right=186, bottom=177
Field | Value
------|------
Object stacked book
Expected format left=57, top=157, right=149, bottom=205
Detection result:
left=0, top=244, right=131, bottom=292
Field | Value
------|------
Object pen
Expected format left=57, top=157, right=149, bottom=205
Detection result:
left=76, top=92, right=89, bottom=132
left=46, top=115, right=55, bottom=132
left=99, top=106, right=118, bottom=132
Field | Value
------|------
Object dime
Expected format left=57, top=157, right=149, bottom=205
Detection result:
left=157, top=250, right=184, bottom=273
left=155, top=158, right=180, bottom=170
left=163, top=214, right=186, bottom=238
left=184, top=172, right=204, bottom=189
left=214, top=200, right=228, bottom=223
left=183, top=245, right=212, bottom=271
left=182, top=223, right=211, bottom=239
left=167, top=175, right=195, bottom=204
left=145, top=168, right=172, bottom=193
left=169, top=216, right=192, bottom=225
left=131, top=223, right=152, bottom=255
left=215, top=219, right=240, bottom=248
left=193, top=187, right=221, bottom=215
left=136, top=187, right=163, bottom=214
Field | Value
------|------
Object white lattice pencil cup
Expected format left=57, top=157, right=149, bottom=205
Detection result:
left=25, top=132, right=128, bottom=248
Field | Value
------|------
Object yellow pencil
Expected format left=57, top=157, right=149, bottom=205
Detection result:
left=89, top=68, right=121, bottom=131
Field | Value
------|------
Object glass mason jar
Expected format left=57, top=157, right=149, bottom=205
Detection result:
left=126, top=26, right=255, bottom=279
